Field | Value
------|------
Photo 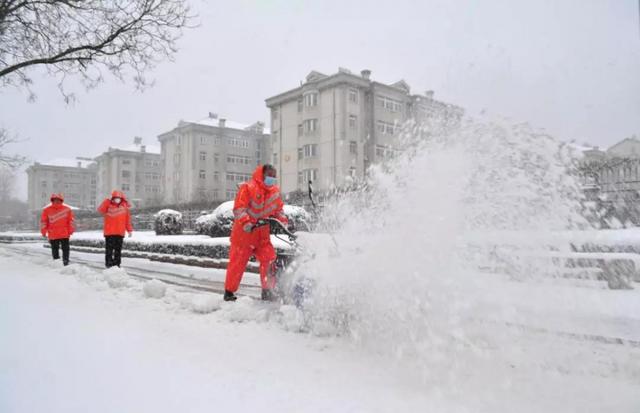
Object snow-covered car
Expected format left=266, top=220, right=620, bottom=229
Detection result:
left=194, top=201, right=311, bottom=238
left=154, top=209, right=184, bottom=235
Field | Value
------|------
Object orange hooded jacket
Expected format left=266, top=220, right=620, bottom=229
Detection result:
left=230, top=165, right=288, bottom=246
left=40, top=193, right=75, bottom=240
left=97, top=190, right=133, bottom=236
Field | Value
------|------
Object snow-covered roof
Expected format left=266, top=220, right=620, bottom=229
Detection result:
left=185, top=117, right=270, bottom=135
left=43, top=158, right=95, bottom=168
left=111, top=144, right=161, bottom=154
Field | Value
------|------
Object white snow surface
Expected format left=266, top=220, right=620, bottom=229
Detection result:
left=1, top=244, right=639, bottom=412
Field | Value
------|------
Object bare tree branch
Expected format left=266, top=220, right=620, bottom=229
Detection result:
left=0, top=0, right=194, bottom=98
left=0, top=128, right=28, bottom=170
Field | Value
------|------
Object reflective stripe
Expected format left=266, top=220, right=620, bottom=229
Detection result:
left=49, top=210, right=69, bottom=223
left=265, top=193, right=280, bottom=205
left=247, top=209, right=262, bottom=219
left=250, top=200, right=264, bottom=209
left=106, top=208, right=127, bottom=217
left=233, top=208, right=247, bottom=218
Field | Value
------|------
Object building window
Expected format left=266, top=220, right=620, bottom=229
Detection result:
left=41, top=180, right=47, bottom=187
left=176, top=136, right=181, bottom=145
left=122, top=159, right=131, bottom=165
left=213, top=153, right=219, bottom=164
left=350, top=141, right=357, bottom=155
left=304, top=119, right=318, bottom=133
left=272, top=107, right=279, bottom=120
left=298, top=124, right=303, bottom=137
left=227, top=137, right=249, bottom=148
left=303, top=144, right=318, bottom=158
left=377, top=95, right=403, bottom=112
left=213, top=189, right=220, bottom=199
left=122, top=170, right=131, bottom=178
left=349, top=167, right=357, bottom=178
left=297, top=98, right=303, bottom=112
left=226, top=172, right=251, bottom=182
left=298, top=148, right=303, bottom=160
left=199, top=170, right=206, bottom=179
left=214, top=136, right=221, bottom=146
left=122, top=184, right=130, bottom=191
left=376, top=120, right=397, bottom=135
left=173, top=153, right=180, bottom=164
left=152, top=161, right=160, bottom=167
left=349, top=88, right=358, bottom=103
left=304, top=92, right=318, bottom=107
left=375, top=144, right=399, bottom=159
left=213, top=171, right=219, bottom=181
left=298, top=172, right=303, bottom=185
left=302, top=169, right=318, bottom=183
left=349, top=115, right=357, bottom=129
left=199, top=151, right=207, bottom=161
left=226, top=190, right=237, bottom=200
left=227, top=155, right=251, bottom=165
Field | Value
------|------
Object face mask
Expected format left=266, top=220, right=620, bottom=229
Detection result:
left=113, top=198, right=122, bottom=204
left=264, top=176, right=277, bottom=187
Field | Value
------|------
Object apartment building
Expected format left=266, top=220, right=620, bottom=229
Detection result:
left=157, top=113, right=270, bottom=204
left=26, top=158, right=97, bottom=212
left=265, top=68, right=463, bottom=194
left=94, top=137, right=163, bottom=208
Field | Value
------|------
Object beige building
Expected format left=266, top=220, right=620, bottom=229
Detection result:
left=580, top=136, right=640, bottom=200
left=157, top=113, right=270, bottom=204
left=265, top=68, right=463, bottom=194
left=94, top=137, right=163, bottom=208
left=26, top=158, right=97, bottom=212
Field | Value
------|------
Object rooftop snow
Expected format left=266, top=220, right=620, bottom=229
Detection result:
left=185, top=117, right=270, bottom=135
left=111, top=144, right=161, bottom=154
left=43, top=158, right=95, bottom=168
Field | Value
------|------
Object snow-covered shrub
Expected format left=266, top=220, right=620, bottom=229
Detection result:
left=194, top=202, right=233, bottom=237
left=283, top=205, right=312, bottom=232
left=195, top=201, right=311, bottom=237
left=154, top=209, right=183, bottom=235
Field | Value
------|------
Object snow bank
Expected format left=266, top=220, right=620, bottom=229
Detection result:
left=104, top=267, right=130, bottom=288
left=143, top=279, right=167, bottom=299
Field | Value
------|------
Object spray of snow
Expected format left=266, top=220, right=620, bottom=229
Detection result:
left=295, top=116, right=591, bottom=381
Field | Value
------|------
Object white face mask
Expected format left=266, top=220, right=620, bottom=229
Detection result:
left=113, top=198, right=122, bottom=204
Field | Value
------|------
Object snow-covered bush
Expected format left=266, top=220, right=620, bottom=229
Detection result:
left=194, top=201, right=234, bottom=237
left=195, top=201, right=311, bottom=237
left=154, top=209, right=183, bottom=235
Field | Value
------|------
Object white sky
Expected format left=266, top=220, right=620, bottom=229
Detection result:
left=2, top=0, right=639, bottom=200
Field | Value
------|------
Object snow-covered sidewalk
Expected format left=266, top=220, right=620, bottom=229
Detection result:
left=1, top=246, right=639, bottom=412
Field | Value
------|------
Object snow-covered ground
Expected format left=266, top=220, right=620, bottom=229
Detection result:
left=1, top=245, right=639, bottom=412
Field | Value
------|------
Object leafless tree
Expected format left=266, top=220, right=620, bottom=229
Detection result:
left=0, top=128, right=27, bottom=169
left=0, top=0, right=193, bottom=101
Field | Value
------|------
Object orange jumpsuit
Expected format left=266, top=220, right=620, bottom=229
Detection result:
left=224, top=166, right=288, bottom=292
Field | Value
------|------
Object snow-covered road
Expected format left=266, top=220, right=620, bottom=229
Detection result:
left=1, top=245, right=639, bottom=412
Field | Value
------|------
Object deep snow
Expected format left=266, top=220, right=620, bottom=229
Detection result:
left=1, top=246, right=639, bottom=412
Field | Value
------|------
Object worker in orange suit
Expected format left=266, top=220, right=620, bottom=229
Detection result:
left=224, top=164, right=288, bottom=302
left=97, top=190, right=133, bottom=268
left=41, top=193, right=75, bottom=266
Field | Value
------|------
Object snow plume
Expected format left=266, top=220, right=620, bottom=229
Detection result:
left=297, top=116, right=590, bottom=381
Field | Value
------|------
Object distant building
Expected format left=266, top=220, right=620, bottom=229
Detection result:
left=265, top=67, right=463, bottom=194
left=579, top=135, right=640, bottom=202
left=94, top=137, right=163, bottom=208
left=157, top=113, right=270, bottom=205
left=26, top=158, right=97, bottom=212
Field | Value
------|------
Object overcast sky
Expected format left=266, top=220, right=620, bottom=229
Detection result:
left=2, top=0, right=639, bottom=200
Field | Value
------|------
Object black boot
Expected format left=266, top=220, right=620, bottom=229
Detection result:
left=261, top=289, right=277, bottom=302
left=223, top=290, right=237, bottom=302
